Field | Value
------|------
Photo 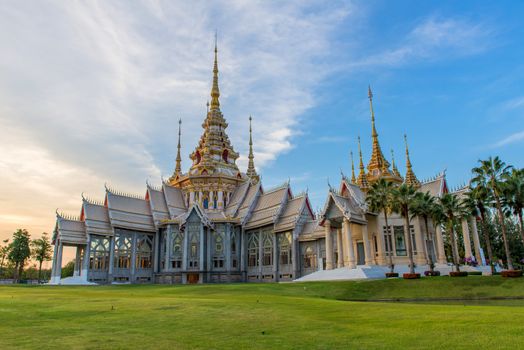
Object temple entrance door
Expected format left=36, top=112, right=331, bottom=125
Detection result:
left=187, top=273, right=199, bottom=284
left=357, top=242, right=365, bottom=265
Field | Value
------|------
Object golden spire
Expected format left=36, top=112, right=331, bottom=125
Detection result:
left=357, top=136, right=369, bottom=189
left=210, top=33, right=220, bottom=111
left=170, top=119, right=182, bottom=182
left=366, top=86, right=391, bottom=181
left=404, top=134, right=420, bottom=187
left=390, top=149, right=402, bottom=179
left=350, top=151, right=356, bottom=184
left=246, top=116, right=259, bottom=182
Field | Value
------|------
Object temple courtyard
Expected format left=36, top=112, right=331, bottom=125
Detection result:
left=1, top=277, right=523, bottom=349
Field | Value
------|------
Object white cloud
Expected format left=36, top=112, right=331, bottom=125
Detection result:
left=491, top=130, right=524, bottom=148
left=351, top=16, right=495, bottom=68
left=0, top=1, right=352, bottom=240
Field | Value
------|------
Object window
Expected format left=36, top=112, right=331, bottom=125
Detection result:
left=247, top=233, right=259, bottom=267
left=135, top=235, right=152, bottom=269
left=383, top=226, right=393, bottom=255
left=410, top=226, right=417, bottom=253
left=203, top=197, right=209, bottom=209
left=231, top=232, right=236, bottom=254
left=303, top=246, right=317, bottom=269
left=173, top=233, right=182, bottom=255
left=171, top=231, right=183, bottom=270
left=215, top=233, right=223, bottom=254
left=262, top=231, right=273, bottom=266
left=114, top=233, right=132, bottom=269
left=188, top=226, right=199, bottom=269
left=89, top=236, right=109, bottom=270
left=213, top=258, right=224, bottom=268
left=279, top=232, right=292, bottom=265
left=394, top=226, right=407, bottom=256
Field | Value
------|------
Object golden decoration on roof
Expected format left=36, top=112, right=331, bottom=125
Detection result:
left=357, top=136, right=369, bottom=189
left=404, top=134, right=420, bottom=188
left=246, top=116, right=259, bottom=183
left=350, top=151, right=356, bottom=184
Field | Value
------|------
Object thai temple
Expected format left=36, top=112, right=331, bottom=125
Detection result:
left=50, top=43, right=484, bottom=284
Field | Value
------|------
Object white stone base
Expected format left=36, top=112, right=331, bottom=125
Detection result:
left=294, top=264, right=495, bottom=282
left=47, top=276, right=96, bottom=285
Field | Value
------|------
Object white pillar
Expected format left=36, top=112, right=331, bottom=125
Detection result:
left=361, top=225, right=373, bottom=265
left=470, top=217, right=482, bottom=265
left=336, top=228, right=344, bottom=268
left=218, top=191, right=224, bottom=209
left=413, top=219, right=427, bottom=265
left=343, top=218, right=356, bottom=268
left=462, top=219, right=473, bottom=259
left=325, top=220, right=333, bottom=270
left=435, top=225, right=446, bottom=264
left=54, top=241, right=63, bottom=284
left=73, top=246, right=81, bottom=277
left=82, top=236, right=91, bottom=281
left=375, top=221, right=387, bottom=265
left=108, top=236, right=115, bottom=283
left=50, top=242, right=58, bottom=283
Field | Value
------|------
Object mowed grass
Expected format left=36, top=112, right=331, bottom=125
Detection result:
left=1, top=277, right=524, bottom=349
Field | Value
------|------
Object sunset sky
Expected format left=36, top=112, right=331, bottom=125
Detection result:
left=1, top=1, right=523, bottom=265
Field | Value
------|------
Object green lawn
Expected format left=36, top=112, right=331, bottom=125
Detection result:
left=1, top=277, right=524, bottom=349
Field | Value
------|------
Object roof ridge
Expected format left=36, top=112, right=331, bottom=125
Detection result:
left=105, top=183, right=146, bottom=200
left=56, top=209, right=82, bottom=221
left=81, top=193, right=105, bottom=206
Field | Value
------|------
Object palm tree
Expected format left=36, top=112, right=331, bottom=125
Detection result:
left=391, top=184, right=418, bottom=274
left=438, top=193, right=464, bottom=272
left=472, top=157, right=514, bottom=270
left=411, top=192, right=437, bottom=272
left=366, top=178, right=396, bottom=273
left=503, top=168, right=524, bottom=245
left=466, top=186, right=496, bottom=274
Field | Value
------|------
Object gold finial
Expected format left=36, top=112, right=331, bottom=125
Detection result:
left=366, top=86, right=391, bottom=181
left=391, top=149, right=402, bottom=179
left=210, top=33, right=220, bottom=111
left=368, top=85, right=377, bottom=138
left=350, top=151, right=356, bottom=184
left=404, top=134, right=420, bottom=187
left=170, top=119, right=183, bottom=181
left=357, top=136, right=369, bottom=189
left=246, top=116, right=259, bottom=182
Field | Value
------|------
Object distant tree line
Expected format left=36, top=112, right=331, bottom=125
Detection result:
left=0, top=230, right=54, bottom=283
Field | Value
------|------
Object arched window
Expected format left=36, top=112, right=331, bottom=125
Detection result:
left=222, top=149, right=228, bottom=163
left=247, top=233, right=259, bottom=267
left=135, top=234, right=152, bottom=269
left=303, top=246, right=317, bottom=269
left=279, top=232, right=292, bottom=265
left=203, top=197, right=209, bottom=209
left=262, top=231, right=273, bottom=266
left=114, top=233, right=132, bottom=269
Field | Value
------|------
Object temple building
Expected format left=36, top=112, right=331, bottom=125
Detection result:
left=50, top=46, right=485, bottom=285
left=298, top=87, right=484, bottom=275
left=51, top=43, right=317, bottom=284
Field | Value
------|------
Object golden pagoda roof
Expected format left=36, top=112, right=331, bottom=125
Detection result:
left=187, top=41, right=240, bottom=177
left=246, top=116, right=259, bottom=183
left=365, top=86, right=402, bottom=185
left=356, top=136, right=369, bottom=189
left=404, top=134, right=420, bottom=188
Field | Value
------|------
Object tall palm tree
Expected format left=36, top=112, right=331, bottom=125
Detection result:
left=366, top=178, right=395, bottom=273
left=503, top=168, right=524, bottom=245
left=391, top=184, right=418, bottom=274
left=411, top=191, right=437, bottom=272
left=466, top=186, right=496, bottom=274
left=472, top=156, right=514, bottom=270
left=439, top=193, right=464, bottom=272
